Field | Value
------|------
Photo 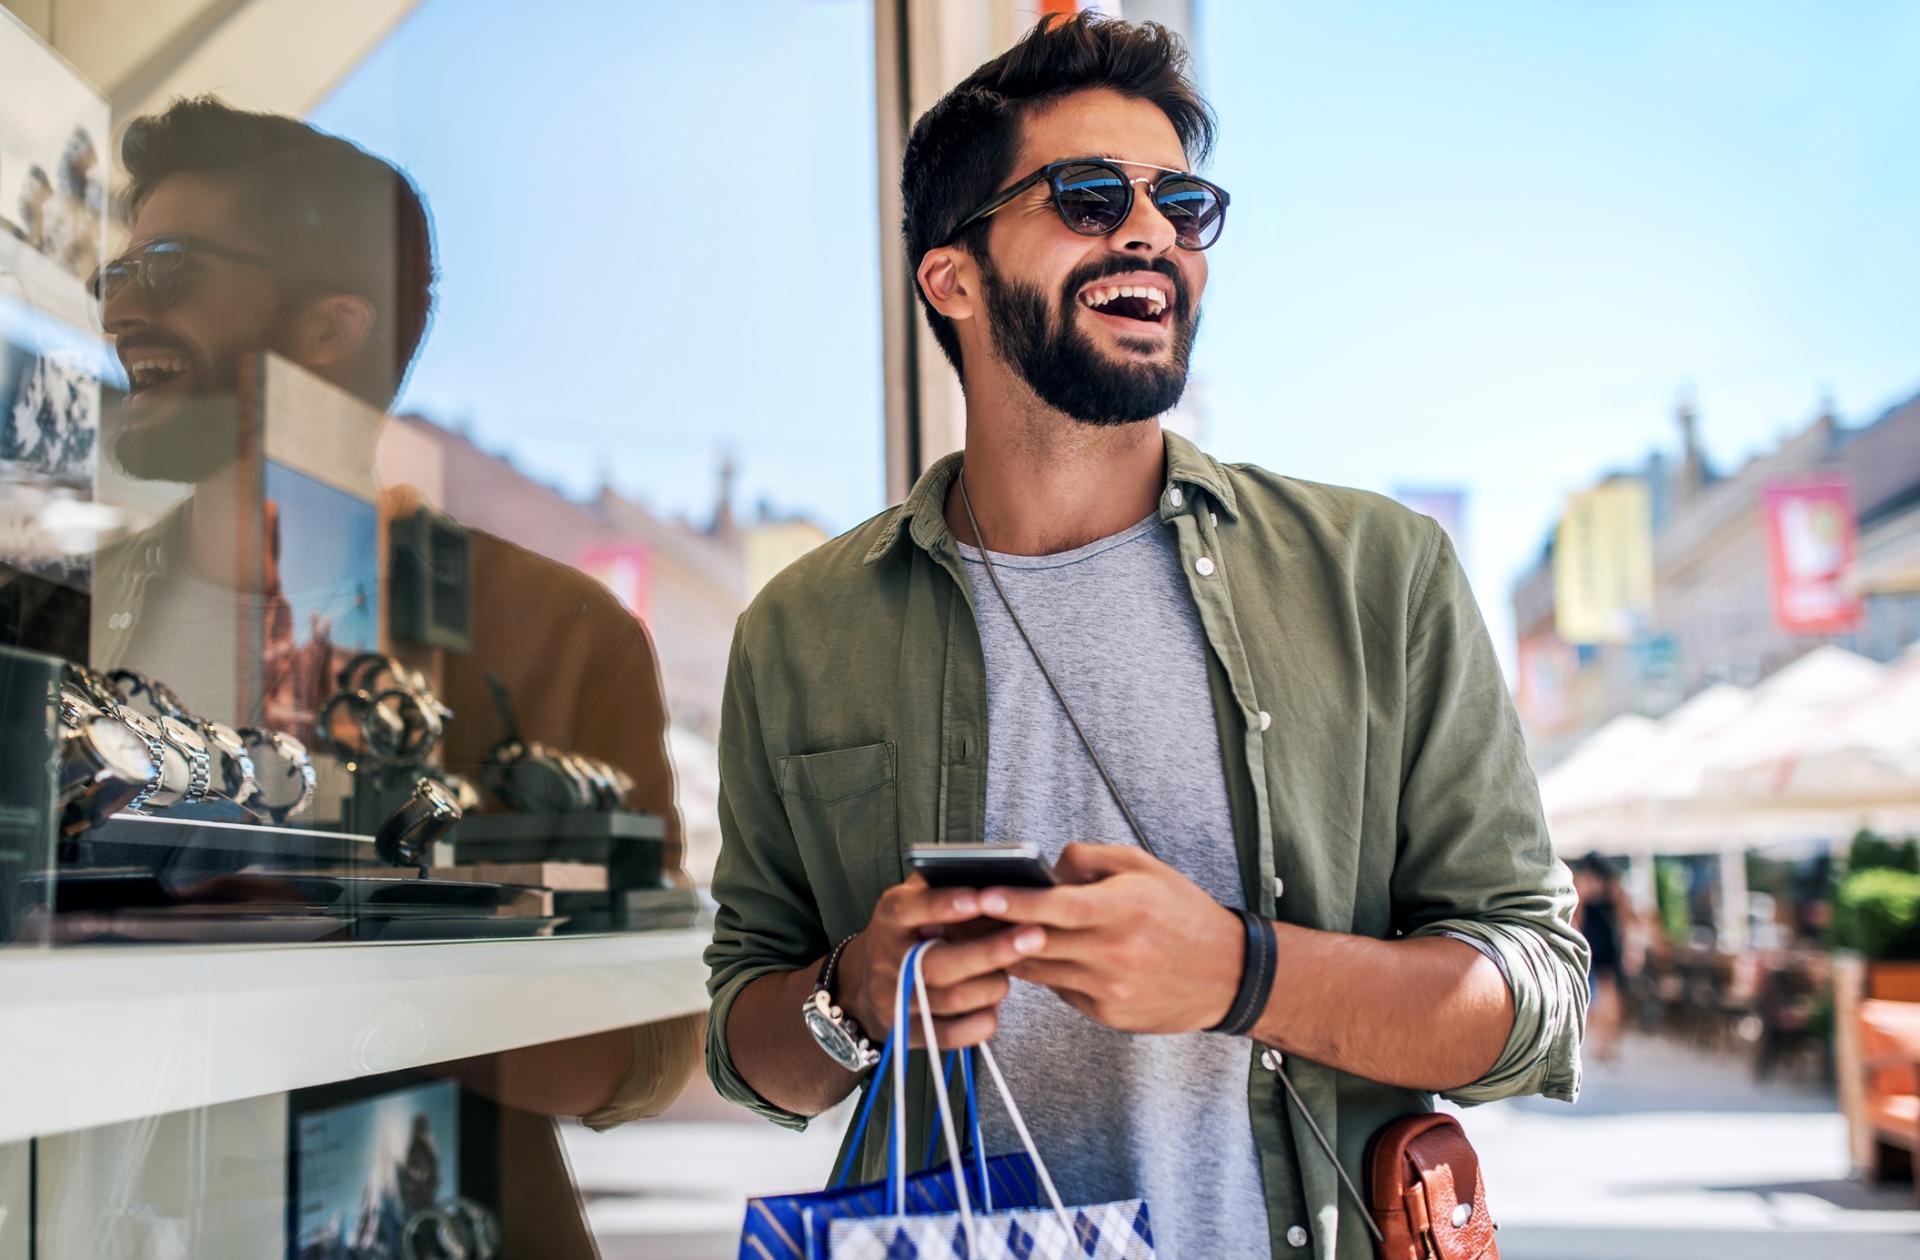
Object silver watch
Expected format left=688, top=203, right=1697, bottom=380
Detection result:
left=802, top=936, right=880, bottom=1073
left=240, top=727, right=317, bottom=824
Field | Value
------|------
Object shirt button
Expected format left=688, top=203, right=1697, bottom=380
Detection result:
left=1210, top=511, right=1218, bottom=527
left=1257, top=709, right=1272, bottom=731
left=1194, top=556, right=1215, bottom=577
left=1273, top=876, right=1285, bottom=900
left=1168, top=486, right=1184, bottom=508
left=1286, top=1224, right=1309, bottom=1248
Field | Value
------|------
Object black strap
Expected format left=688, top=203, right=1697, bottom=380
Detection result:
left=956, top=472, right=1160, bottom=861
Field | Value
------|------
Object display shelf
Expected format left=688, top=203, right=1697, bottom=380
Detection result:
left=0, top=928, right=709, bottom=1143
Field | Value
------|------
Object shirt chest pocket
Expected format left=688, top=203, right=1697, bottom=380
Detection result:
left=775, top=741, right=898, bottom=919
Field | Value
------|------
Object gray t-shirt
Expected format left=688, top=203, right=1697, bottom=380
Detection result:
left=958, top=512, right=1271, bottom=1260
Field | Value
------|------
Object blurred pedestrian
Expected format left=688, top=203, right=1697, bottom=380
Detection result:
left=1576, top=852, right=1634, bottom=1064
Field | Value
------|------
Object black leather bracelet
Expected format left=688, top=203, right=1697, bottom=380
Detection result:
left=1209, top=907, right=1277, bottom=1037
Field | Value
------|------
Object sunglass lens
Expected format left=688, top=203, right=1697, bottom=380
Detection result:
left=1052, top=162, right=1131, bottom=236
left=141, top=241, right=188, bottom=308
left=1154, top=178, right=1225, bottom=249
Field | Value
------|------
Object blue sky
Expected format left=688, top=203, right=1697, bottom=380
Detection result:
left=315, top=0, right=1919, bottom=668
left=312, top=0, right=885, bottom=529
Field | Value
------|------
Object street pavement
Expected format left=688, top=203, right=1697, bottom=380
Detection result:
left=564, top=1030, right=1920, bottom=1259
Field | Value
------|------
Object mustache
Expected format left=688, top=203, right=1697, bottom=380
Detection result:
left=114, top=331, right=197, bottom=361
left=1059, top=256, right=1189, bottom=314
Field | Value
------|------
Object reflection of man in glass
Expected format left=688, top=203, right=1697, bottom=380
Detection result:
left=50, top=97, right=695, bottom=1127
left=397, top=1111, right=441, bottom=1217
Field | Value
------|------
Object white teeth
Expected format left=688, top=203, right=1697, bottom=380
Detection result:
left=1081, top=283, right=1170, bottom=313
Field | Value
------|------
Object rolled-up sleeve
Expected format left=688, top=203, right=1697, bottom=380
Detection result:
left=703, top=617, right=824, bottom=1130
left=1392, top=525, right=1589, bottom=1106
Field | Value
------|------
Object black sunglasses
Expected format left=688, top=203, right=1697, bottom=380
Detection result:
left=90, top=234, right=276, bottom=310
left=946, top=157, right=1230, bottom=251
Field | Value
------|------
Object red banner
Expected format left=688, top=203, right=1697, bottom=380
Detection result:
left=1762, top=478, right=1862, bottom=634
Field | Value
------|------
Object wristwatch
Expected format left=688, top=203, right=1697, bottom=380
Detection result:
left=199, top=719, right=259, bottom=805
left=106, top=668, right=188, bottom=720
left=802, top=936, right=880, bottom=1073
left=155, top=715, right=213, bottom=803
left=113, top=707, right=181, bottom=810
left=58, top=712, right=159, bottom=834
left=240, top=727, right=317, bottom=824
left=375, top=776, right=463, bottom=867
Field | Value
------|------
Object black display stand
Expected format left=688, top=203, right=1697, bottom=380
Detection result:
left=450, top=811, right=665, bottom=888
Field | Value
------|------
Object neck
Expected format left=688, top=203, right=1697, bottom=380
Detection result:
left=182, top=462, right=255, bottom=590
left=945, top=372, right=1165, bottom=556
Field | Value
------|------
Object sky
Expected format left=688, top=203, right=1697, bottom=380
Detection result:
left=313, top=0, right=1920, bottom=671
left=1193, top=1, right=1920, bottom=665
left=310, top=0, right=886, bottom=531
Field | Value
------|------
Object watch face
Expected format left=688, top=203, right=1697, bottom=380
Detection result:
left=802, top=992, right=873, bottom=1073
left=157, top=715, right=207, bottom=755
left=59, top=682, right=104, bottom=724
left=83, top=716, right=158, bottom=783
left=242, top=730, right=313, bottom=817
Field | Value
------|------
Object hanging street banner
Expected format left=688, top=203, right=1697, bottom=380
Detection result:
left=1763, top=477, right=1862, bottom=634
left=1553, top=479, right=1654, bottom=645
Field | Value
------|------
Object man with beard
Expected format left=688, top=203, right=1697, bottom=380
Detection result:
left=6, top=97, right=698, bottom=1132
left=705, top=14, right=1586, bottom=1259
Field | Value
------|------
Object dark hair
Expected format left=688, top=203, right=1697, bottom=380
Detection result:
left=121, top=96, right=436, bottom=407
left=900, top=13, right=1216, bottom=376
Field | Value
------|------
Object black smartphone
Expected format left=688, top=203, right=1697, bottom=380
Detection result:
left=909, top=842, right=1057, bottom=889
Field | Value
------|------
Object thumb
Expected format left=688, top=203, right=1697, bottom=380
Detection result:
left=1056, top=842, right=1152, bottom=883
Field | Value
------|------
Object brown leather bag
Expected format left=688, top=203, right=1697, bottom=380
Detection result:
left=1364, top=1113, right=1499, bottom=1260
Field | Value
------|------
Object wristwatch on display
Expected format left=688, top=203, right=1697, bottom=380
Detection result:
left=567, top=752, right=621, bottom=811
left=319, top=688, right=406, bottom=764
left=802, top=935, right=880, bottom=1073
left=198, top=719, right=259, bottom=805
left=429, top=771, right=482, bottom=814
left=57, top=712, right=160, bottom=835
left=63, top=664, right=122, bottom=717
left=112, top=708, right=181, bottom=811
left=155, top=715, right=213, bottom=804
left=240, top=727, right=318, bottom=824
left=374, top=776, right=463, bottom=868
left=484, top=739, right=584, bottom=814
left=106, top=668, right=189, bottom=720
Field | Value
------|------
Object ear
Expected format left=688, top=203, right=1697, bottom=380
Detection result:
left=281, top=293, right=377, bottom=372
left=916, top=247, right=977, bottom=323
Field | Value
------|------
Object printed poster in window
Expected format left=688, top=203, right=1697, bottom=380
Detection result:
left=0, top=12, right=110, bottom=597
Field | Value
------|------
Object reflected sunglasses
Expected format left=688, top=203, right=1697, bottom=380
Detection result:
left=946, top=157, right=1230, bottom=251
left=90, top=234, right=276, bottom=310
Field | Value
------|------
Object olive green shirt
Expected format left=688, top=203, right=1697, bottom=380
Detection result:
left=705, top=432, right=1588, bottom=1259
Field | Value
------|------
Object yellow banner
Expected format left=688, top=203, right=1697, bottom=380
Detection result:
left=1553, top=480, right=1654, bottom=645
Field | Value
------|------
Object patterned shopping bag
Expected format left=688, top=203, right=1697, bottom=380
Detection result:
left=739, top=949, right=1047, bottom=1259
left=822, top=941, right=1157, bottom=1259
left=828, top=1196, right=1156, bottom=1259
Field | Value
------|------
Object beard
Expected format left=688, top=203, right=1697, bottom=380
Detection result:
left=978, top=253, right=1199, bottom=427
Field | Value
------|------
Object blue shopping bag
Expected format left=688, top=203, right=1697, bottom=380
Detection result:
left=738, top=945, right=1046, bottom=1259
left=740, top=941, right=1155, bottom=1260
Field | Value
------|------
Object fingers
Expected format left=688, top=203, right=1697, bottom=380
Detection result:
left=879, top=874, right=989, bottom=932
left=1007, top=958, right=1093, bottom=991
left=974, top=884, right=1103, bottom=930
left=919, top=971, right=1010, bottom=1017
left=1054, top=842, right=1156, bottom=883
left=920, top=925, right=1047, bottom=988
left=916, top=1010, right=999, bottom=1050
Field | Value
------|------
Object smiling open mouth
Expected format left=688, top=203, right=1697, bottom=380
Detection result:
left=122, top=354, right=190, bottom=394
left=1080, top=283, right=1169, bottom=325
